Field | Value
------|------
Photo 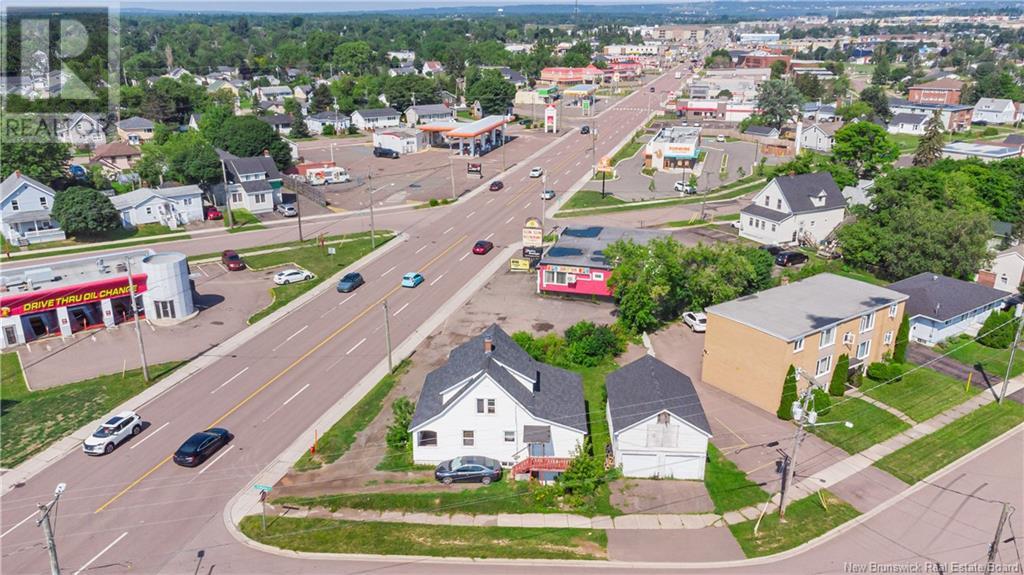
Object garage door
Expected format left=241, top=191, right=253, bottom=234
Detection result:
left=620, top=453, right=659, bottom=478
left=663, top=454, right=702, bottom=480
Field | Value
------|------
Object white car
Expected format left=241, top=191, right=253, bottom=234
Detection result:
left=541, top=189, right=556, bottom=200
left=274, top=269, right=314, bottom=285
left=529, top=167, right=544, bottom=178
left=683, top=311, right=708, bottom=333
left=716, top=134, right=726, bottom=142
left=674, top=181, right=696, bottom=195
left=83, top=411, right=142, bottom=455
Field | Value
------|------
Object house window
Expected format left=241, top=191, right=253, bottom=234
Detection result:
left=154, top=300, right=176, bottom=319
left=254, top=193, right=267, bottom=204
left=888, top=304, right=898, bottom=318
left=1000, top=274, right=1008, bottom=285
left=183, top=198, right=192, bottom=205
left=476, top=398, right=495, bottom=414
left=816, top=355, right=833, bottom=377
left=810, top=220, right=816, bottom=227
left=39, top=196, right=47, bottom=208
left=794, top=337, right=804, bottom=352
left=857, top=340, right=871, bottom=360
left=860, top=313, right=875, bottom=333
left=544, top=270, right=569, bottom=285
left=462, top=430, right=474, bottom=447
left=884, top=331, right=893, bottom=345
left=820, top=327, right=835, bottom=348
left=232, top=193, right=242, bottom=204
left=10, top=200, right=18, bottom=211
left=776, top=199, right=782, bottom=210
left=763, top=196, right=769, bottom=206
left=145, top=207, right=152, bottom=215
left=417, top=431, right=437, bottom=447
left=771, top=224, right=776, bottom=232
left=749, top=217, right=754, bottom=226
left=504, top=430, right=515, bottom=443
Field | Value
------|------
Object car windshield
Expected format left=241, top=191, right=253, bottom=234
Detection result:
left=225, top=254, right=240, bottom=261
left=343, top=274, right=359, bottom=281
left=178, top=433, right=209, bottom=454
left=93, top=426, right=115, bottom=438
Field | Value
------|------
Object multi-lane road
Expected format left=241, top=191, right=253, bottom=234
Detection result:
left=0, top=67, right=687, bottom=574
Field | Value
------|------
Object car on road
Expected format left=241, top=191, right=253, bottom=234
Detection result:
left=276, top=203, right=298, bottom=217
left=204, top=205, right=222, bottom=220
left=472, top=240, right=494, bottom=255
left=541, top=189, right=555, bottom=200
left=759, top=244, right=784, bottom=256
left=682, top=311, right=708, bottom=333
left=489, top=180, right=504, bottom=191
left=674, top=181, right=696, bottom=195
left=434, top=456, right=503, bottom=485
left=336, top=272, right=365, bottom=293
left=173, top=428, right=233, bottom=467
left=401, top=272, right=424, bottom=288
left=649, top=86, right=656, bottom=92
left=83, top=411, right=142, bottom=455
left=221, top=250, right=245, bottom=271
left=529, top=167, right=544, bottom=178
left=692, top=122, right=701, bottom=127
left=716, top=134, right=726, bottom=142
left=775, top=251, right=809, bottom=267
left=274, top=268, right=313, bottom=285
left=580, top=125, right=590, bottom=135
left=373, top=147, right=400, bottom=159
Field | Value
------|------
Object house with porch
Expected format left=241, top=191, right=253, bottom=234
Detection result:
left=0, top=172, right=66, bottom=246
left=109, top=185, right=204, bottom=229
left=887, top=272, right=1012, bottom=346
left=738, top=172, right=847, bottom=246
left=116, top=116, right=155, bottom=145
left=219, top=151, right=284, bottom=214
left=409, top=324, right=587, bottom=481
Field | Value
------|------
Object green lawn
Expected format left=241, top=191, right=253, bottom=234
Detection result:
left=705, top=443, right=771, bottom=514
left=889, top=133, right=921, bottom=152
left=246, top=232, right=392, bottom=324
left=874, top=400, right=1024, bottom=485
left=810, top=398, right=910, bottom=454
left=293, top=360, right=409, bottom=472
left=562, top=190, right=626, bottom=211
left=1, top=359, right=183, bottom=468
left=937, top=336, right=1024, bottom=380
left=576, top=360, right=617, bottom=455
left=240, top=516, right=607, bottom=560
left=863, top=366, right=978, bottom=422
left=610, top=130, right=645, bottom=165
left=728, top=491, right=860, bottom=558
left=554, top=178, right=765, bottom=218
left=226, top=208, right=266, bottom=233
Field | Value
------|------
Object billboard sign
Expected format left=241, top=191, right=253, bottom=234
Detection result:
left=522, top=217, right=543, bottom=248
left=0, top=275, right=147, bottom=316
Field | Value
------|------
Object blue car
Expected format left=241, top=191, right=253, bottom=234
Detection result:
left=401, top=272, right=424, bottom=288
left=336, top=272, right=365, bottom=293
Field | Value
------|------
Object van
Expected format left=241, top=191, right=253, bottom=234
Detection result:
left=674, top=71, right=682, bottom=79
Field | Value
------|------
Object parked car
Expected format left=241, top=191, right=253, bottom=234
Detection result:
left=674, top=181, right=696, bottom=195
left=204, top=205, right=223, bottom=220
left=489, top=180, right=504, bottom=191
left=693, top=122, right=701, bottom=127
left=373, top=147, right=399, bottom=159
left=716, top=134, right=726, bottom=142
left=580, top=125, right=590, bottom=135
left=775, top=251, right=809, bottom=267
left=336, top=272, right=365, bottom=293
left=759, top=244, right=784, bottom=256
left=274, top=268, right=313, bottom=285
left=221, top=250, right=245, bottom=271
left=434, top=456, right=503, bottom=485
left=83, top=411, right=142, bottom=455
left=401, top=272, right=424, bottom=288
left=682, top=311, right=708, bottom=333
left=173, top=428, right=233, bottom=467
left=276, top=203, right=298, bottom=217
left=529, top=167, right=544, bottom=178
left=681, top=120, right=689, bottom=127
left=472, top=240, right=494, bottom=255
left=541, top=189, right=555, bottom=200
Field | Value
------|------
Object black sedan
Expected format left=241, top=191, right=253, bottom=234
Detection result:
left=435, top=456, right=503, bottom=485
left=337, top=272, right=365, bottom=293
left=775, top=251, right=809, bottom=267
left=173, top=428, right=233, bottom=467
left=489, top=180, right=504, bottom=191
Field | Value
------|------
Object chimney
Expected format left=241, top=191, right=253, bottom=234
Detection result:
left=533, top=370, right=540, bottom=393
left=483, top=336, right=493, bottom=354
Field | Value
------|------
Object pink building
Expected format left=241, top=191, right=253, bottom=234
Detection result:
left=537, top=226, right=667, bottom=297
left=540, top=65, right=604, bottom=86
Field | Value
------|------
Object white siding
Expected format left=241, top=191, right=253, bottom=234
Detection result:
left=909, top=302, right=1005, bottom=346
left=611, top=412, right=709, bottom=480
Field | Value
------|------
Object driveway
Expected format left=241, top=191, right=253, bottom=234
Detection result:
left=610, top=478, right=714, bottom=514
left=906, top=342, right=1003, bottom=394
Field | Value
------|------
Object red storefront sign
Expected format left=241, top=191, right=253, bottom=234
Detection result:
left=0, top=274, right=147, bottom=316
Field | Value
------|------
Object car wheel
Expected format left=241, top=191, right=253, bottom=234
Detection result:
left=442, top=476, right=453, bottom=485
left=284, top=279, right=291, bottom=284
left=132, top=425, right=142, bottom=436
left=104, top=443, right=114, bottom=454
left=481, top=476, right=492, bottom=485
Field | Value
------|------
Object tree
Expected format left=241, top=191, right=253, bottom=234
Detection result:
left=977, top=310, right=1019, bottom=349
left=51, top=187, right=120, bottom=237
left=0, top=141, right=71, bottom=185
left=466, top=69, right=515, bottom=116
left=912, top=110, right=945, bottom=167
left=836, top=101, right=872, bottom=121
left=207, top=116, right=292, bottom=169
left=871, top=56, right=891, bottom=86
left=716, top=89, right=733, bottom=100
left=832, top=122, right=899, bottom=179
left=829, top=354, right=849, bottom=396
left=794, top=73, right=823, bottom=101
left=383, top=74, right=439, bottom=112
left=859, top=86, right=891, bottom=121
left=770, top=60, right=788, bottom=80
left=321, top=124, right=336, bottom=136
left=756, top=79, right=802, bottom=130
left=333, top=41, right=374, bottom=75
left=309, top=84, right=334, bottom=114
left=893, top=315, right=910, bottom=363
left=384, top=397, right=415, bottom=452
left=289, top=113, right=311, bottom=139
left=562, top=42, right=592, bottom=68
left=777, top=365, right=798, bottom=421
left=162, top=132, right=222, bottom=185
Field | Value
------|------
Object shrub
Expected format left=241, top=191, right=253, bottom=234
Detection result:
left=867, top=362, right=906, bottom=383
left=557, top=439, right=606, bottom=496
left=384, top=397, right=414, bottom=451
left=321, top=124, right=336, bottom=136
left=428, top=198, right=439, bottom=207
left=346, top=125, right=359, bottom=135
left=564, top=321, right=623, bottom=367
left=893, top=316, right=909, bottom=363
left=977, top=310, right=1019, bottom=349
left=829, top=354, right=850, bottom=397
left=777, top=365, right=798, bottom=420
left=982, top=126, right=998, bottom=137
left=811, top=388, right=832, bottom=417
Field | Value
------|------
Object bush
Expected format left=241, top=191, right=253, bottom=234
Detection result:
left=384, top=397, right=414, bottom=451
left=564, top=321, right=623, bottom=367
left=977, top=310, right=1019, bottom=349
left=829, top=354, right=850, bottom=397
left=346, top=125, right=359, bottom=135
left=811, top=388, right=832, bottom=417
left=428, top=198, right=439, bottom=207
left=982, top=126, right=999, bottom=137
left=893, top=316, right=909, bottom=363
left=867, top=362, right=906, bottom=383
left=777, top=365, right=798, bottom=420
left=321, top=124, right=336, bottom=136
left=556, top=440, right=606, bottom=496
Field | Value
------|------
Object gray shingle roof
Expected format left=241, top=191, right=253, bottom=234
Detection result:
left=240, top=179, right=273, bottom=194
left=222, top=153, right=282, bottom=180
left=355, top=107, right=400, bottom=119
left=891, top=112, right=927, bottom=125
left=258, top=114, right=293, bottom=126
left=606, top=355, right=711, bottom=436
left=1, top=172, right=55, bottom=203
left=309, top=111, right=349, bottom=122
left=540, top=226, right=668, bottom=268
left=117, top=116, right=154, bottom=130
left=110, top=185, right=202, bottom=210
left=740, top=203, right=791, bottom=222
left=744, top=125, right=779, bottom=137
left=1002, top=134, right=1024, bottom=146
left=887, top=272, right=1010, bottom=322
left=406, top=104, right=451, bottom=116
left=410, top=324, right=586, bottom=432
left=773, top=172, right=846, bottom=214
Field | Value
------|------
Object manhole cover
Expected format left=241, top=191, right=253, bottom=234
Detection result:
left=210, top=321, right=224, bottom=326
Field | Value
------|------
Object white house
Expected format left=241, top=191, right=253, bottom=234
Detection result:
left=109, top=185, right=204, bottom=229
left=606, top=356, right=711, bottom=480
left=57, top=112, right=106, bottom=148
left=409, top=325, right=587, bottom=479
left=799, top=122, right=839, bottom=153
left=887, top=113, right=929, bottom=135
left=404, top=104, right=454, bottom=126
left=255, top=85, right=293, bottom=102
left=220, top=152, right=283, bottom=214
left=888, top=272, right=1011, bottom=346
left=258, top=114, right=293, bottom=135
left=352, top=108, right=401, bottom=130
left=739, top=172, right=847, bottom=246
left=305, top=111, right=350, bottom=134
left=0, top=171, right=66, bottom=246
left=422, top=61, right=445, bottom=76
left=972, top=98, right=1017, bottom=125
left=977, top=245, right=1024, bottom=294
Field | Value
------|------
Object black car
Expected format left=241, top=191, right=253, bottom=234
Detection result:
left=173, top=428, right=233, bottom=467
left=775, top=251, right=809, bottom=267
left=373, top=147, right=399, bottom=159
left=435, top=456, right=503, bottom=485
left=649, top=86, right=656, bottom=92
left=580, top=125, right=590, bottom=135
left=336, top=272, right=365, bottom=293
left=489, top=180, right=504, bottom=191
left=759, top=244, right=784, bottom=256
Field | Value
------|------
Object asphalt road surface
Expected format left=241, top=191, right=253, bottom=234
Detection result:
left=0, top=67, right=688, bottom=574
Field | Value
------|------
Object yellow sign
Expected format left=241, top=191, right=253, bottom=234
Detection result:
left=510, top=258, right=531, bottom=272
left=597, top=156, right=613, bottom=173
left=552, top=265, right=589, bottom=275
left=523, top=217, right=542, bottom=228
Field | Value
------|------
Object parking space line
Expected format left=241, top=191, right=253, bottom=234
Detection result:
left=430, top=272, right=446, bottom=286
left=443, top=226, right=454, bottom=234
left=0, top=512, right=36, bottom=539
left=346, top=338, right=367, bottom=355
left=466, top=211, right=475, bottom=219
left=393, top=302, right=410, bottom=317
left=523, top=202, right=532, bottom=210
left=414, top=245, right=428, bottom=254
left=72, top=532, right=128, bottom=575
left=210, top=367, right=249, bottom=395
left=130, top=422, right=169, bottom=449
left=196, top=445, right=234, bottom=476
left=459, top=252, right=470, bottom=262
left=338, top=294, right=356, bottom=306
left=380, top=265, right=397, bottom=278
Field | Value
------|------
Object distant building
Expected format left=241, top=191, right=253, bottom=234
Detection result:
left=977, top=245, right=1024, bottom=294
left=887, top=113, right=930, bottom=135
left=352, top=108, right=401, bottom=130
left=941, top=141, right=1024, bottom=162
left=739, top=33, right=780, bottom=44
left=799, top=122, right=840, bottom=153
left=888, top=272, right=1010, bottom=346
left=972, top=98, right=1018, bottom=125
left=540, top=65, right=603, bottom=86
left=258, top=114, right=293, bottom=135
left=421, top=61, right=445, bottom=76
left=57, top=112, right=106, bottom=148
left=889, top=99, right=972, bottom=132
left=404, top=104, right=453, bottom=127
left=305, top=111, right=350, bottom=134
left=372, top=127, right=429, bottom=155
left=90, top=142, right=142, bottom=174
left=109, top=185, right=204, bottom=229
left=644, top=126, right=702, bottom=171
left=908, top=78, right=964, bottom=105
left=116, top=116, right=155, bottom=145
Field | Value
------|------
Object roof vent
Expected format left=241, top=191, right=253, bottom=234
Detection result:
left=533, top=370, right=540, bottom=394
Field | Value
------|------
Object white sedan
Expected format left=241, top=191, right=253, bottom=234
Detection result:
left=529, top=167, right=544, bottom=178
left=83, top=411, right=143, bottom=455
left=683, top=311, right=708, bottom=333
left=274, top=269, right=314, bottom=285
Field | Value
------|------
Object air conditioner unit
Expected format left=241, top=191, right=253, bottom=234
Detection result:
left=843, top=332, right=854, bottom=345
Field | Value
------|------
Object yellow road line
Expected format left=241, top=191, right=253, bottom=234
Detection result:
left=95, top=234, right=468, bottom=513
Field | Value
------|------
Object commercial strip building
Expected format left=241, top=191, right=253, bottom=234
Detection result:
left=676, top=99, right=757, bottom=123
left=537, top=226, right=667, bottom=297
left=540, top=65, right=604, bottom=86
left=418, top=115, right=510, bottom=157
left=0, top=250, right=195, bottom=348
left=644, top=126, right=702, bottom=171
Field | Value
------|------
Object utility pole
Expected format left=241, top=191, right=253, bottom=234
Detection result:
left=295, top=193, right=304, bottom=242
left=126, top=257, right=150, bottom=382
left=998, top=317, right=1022, bottom=404
left=448, top=154, right=457, bottom=200
left=984, top=503, right=1011, bottom=575
left=367, top=170, right=376, bottom=249
left=382, top=300, right=393, bottom=372
left=220, top=159, right=234, bottom=229
left=36, top=483, right=65, bottom=575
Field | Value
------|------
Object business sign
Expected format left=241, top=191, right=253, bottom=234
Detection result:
left=0, top=275, right=147, bottom=317
left=551, top=265, right=589, bottom=275
left=522, top=217, right=543, bottom=248
left=544, top=104, right=558, bottom=133
left=522, top=246, right=543, bottom=259
left=509, top=258, right=531, bottom=272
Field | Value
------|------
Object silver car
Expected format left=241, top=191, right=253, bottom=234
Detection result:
left=276, top=203, right=298, bottom=217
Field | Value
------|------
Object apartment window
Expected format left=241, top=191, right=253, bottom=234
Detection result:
left=10, top=200, right=18, bottom=211
left=39, top=196, right=47, bottom=208
left=857, top=340, right=871, bottom=360
left=504, top=430, right=515, bottom=443
left=888, top=304, right=898, bottom=318
left=820, top=327, right=835, bottom=348
left=417, top=431, right=437, bottom=447
left=884, top=330, right=893, bottom=345
left=794, top=337, right=804, bottom=352
left=462, top=430, right=474, bottom=447
left=859, top=313, right=875, bottom=333
left=816, top=355, right=832, bottom=377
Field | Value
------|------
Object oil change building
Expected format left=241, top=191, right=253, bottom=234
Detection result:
left=0, top=249, right=194, bottom=348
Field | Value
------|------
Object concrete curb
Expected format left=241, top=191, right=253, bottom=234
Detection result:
left=0, top=232, right=407, bottom=496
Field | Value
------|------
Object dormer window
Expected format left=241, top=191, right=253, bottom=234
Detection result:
left=810, top=190, right=827, bottom=207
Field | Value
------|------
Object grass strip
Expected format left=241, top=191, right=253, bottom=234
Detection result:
left=728, top=490, right=860, bottom=558
left=554, top=179, right=764, bottom=218
left=937, top=337, right=1024, bottom=379
left=863, top=366, right=978, bottom=423
left=809, top=398, right=910, bottom=454
left=704, top=443, right=771, bottom=514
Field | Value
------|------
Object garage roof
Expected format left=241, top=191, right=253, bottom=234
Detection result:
left=606, top=356, right=711, bottom=436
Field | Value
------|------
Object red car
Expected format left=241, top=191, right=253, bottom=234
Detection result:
left=204, top=205, right=223, bottom=220
left=472, top=240, right=494, bottom=255
left=221, top=250, right=245, bottom=271
left=489, top=180, right=504, bottom=191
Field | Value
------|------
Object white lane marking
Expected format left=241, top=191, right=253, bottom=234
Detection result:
left=465, top=211, right=475, bottom=219
left=443, top=226, right=454, bottom=234
left=414, top=245, right=428, bottom=254
left=379, top=265, right=397, bottom=277
left=429, top=273, right=446, bottom=286
left=504, top=216, right=515, bottom=224
left=346, top=338, right=367, bottom=355
left=72, top=532, right=128, bottom=575
left=0, top=512, right=36, bottom=539
left=282, top=383, right=310, bottom=407
left=272, top=325, right=308, bottom=352
left=210, top=367, right=249, bottom=395
left=575, top=160, right=582, bottom=167
left=486, top=198, right=495, bottom=204
left=484, top=233, right=494, bottom=241
left=523, top=202, right=532, bottom=210
left=196, top=445, right=235, bottom=476
left=319, top=306, right=335, bottom=319
left=129, top=422, right=169, bottom=449
left=459, top=252, right=470, bottom=262
left=552, top=179, right=560, bottom=185
left=338, top=294, right=356, bottom=306
left=393, top=302, right=411, bottom=317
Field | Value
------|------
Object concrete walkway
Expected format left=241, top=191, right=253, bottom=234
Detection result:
left=845, top=388, right=916, bottom=425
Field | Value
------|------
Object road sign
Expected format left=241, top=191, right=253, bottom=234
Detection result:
left=327, top=247, right=336, bottom=255
left=509, top=258, right=531, bottom=272
left=254, top=484, right=273, bottom=492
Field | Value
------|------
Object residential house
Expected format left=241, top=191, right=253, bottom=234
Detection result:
left=255, top=85, right=293, bottom=102
left=481, top=67, right=528, bottom=88
left=404, top=104, right=454, bottom=127
left=972, top=98, right=1018, bottom=125
left=408, top=324, right=587, bottom=480
left=738, top=172, right=847, bottom=246
left=802, top=102, right=838, bottom=122
left=305, top=111, right=350, bottom=134
left=163, top=67, right=194, bottom=82
left=889, top=99, right=972, bottom=132
left=388, top=66, right=418, bottom=78
left=116, top=116, right=155, bottom=145
left=219, top=151, right=284, bottom=214
left=743, top=125, right=780, bottom=139
left=977, top=245, right=1024, bottom=294
left=386, top=50, right=416, bottom=66
left=109, top=185, right=204, bottom=229
left=887, top=273, right=1011, bottom=346
left=702, top=274, right=907, bottom=413
left=258, top=114, right=293, bottom=135
left=887, top=113, right=929, bottom=135
left=90, top=142, right=142, bottom=174
left=421, top=61, right=445, bottom=76
left=799, top=122, right=840, bottom=153
left=538, top=226, right=668, bottom=297
left=292, top=84, right=314, bottom=102
left=908, top=78, right=964, bottom=105
left=57, top=112, right=107, bottom=148
left=187, top=113, right=203, bottom=131
left=206, top=80, right=240, bottom=98
left=0, top=171, right=66, bottom=246
left=606, top=356, right=711, bottom=480
left=256, top=100, right=286, bottom=115
left=351, top=108, right=401, bottom=130
left=941, top=141, right=1024, bottom=163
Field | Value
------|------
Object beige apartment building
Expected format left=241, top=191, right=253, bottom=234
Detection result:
left=702, top=274, right=907, bottom=413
